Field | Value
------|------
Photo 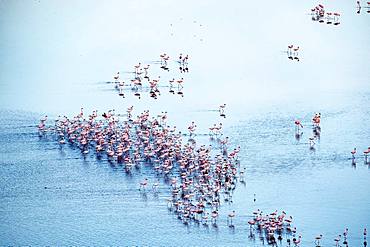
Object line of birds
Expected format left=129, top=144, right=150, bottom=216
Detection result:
left=247, top=209, right=302, bottom=246
left=333, top=227, right=367, bottom=247
left=287, top=45, right=300, bottom=61
left=294, top=113, right=370, bottom=165
left=351, top=146, right=370, bottom=165
left=111, top=53, right=190, bottom=99
left=311, top=4, right=341, bottom=25
left=357, top=1, right=370, bottom=14
left=247, top=210, right=367, bottom=247
left=294, top=113, right=321, bottom=149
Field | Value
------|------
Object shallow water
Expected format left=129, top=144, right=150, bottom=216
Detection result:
left=1, top=0, right=370, bottom=246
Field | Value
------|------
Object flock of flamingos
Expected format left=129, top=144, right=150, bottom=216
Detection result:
left=109, top=52, right=189, bottom=100
left=37, top=2, right=369, bottom=247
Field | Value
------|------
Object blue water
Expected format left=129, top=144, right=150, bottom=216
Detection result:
left=1, top=0, right=370, bottom=246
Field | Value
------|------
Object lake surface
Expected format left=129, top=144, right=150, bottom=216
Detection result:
left=0, top=0, right=369, bottom=246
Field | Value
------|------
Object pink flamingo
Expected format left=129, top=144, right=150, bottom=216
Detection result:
left=293, top=235, right=302, bottom=246
left=209, top=124, right=217, bottom=137
left=227, top=210, right=235, bottom=226
left=139, top=178, right=148, bottom=191
left=169, top=78, right=175, bottom=87
left=326, top=12, right=333, bottom=24
left=294, top=120, right=303, bottom=129
left=293, top=46, right=300, bottom=60
left=143, top=64, right=150, bottom=79
left=315, top=234, right=323, bottom=246
left=248, top=219, right=256, bottom=230
left=134, top=62, right=141, bottom=76
left=176, top=78, right=184, bottom=90
left=211, top=210, right=219, bottom=224
left=131, top=79, right=142, bottom=88
left=287, top=45, right=293, bottom=59
left=357, top=1, right=361, bottom=14
left=188, top=121, right=197, bottom=136
left=365, top=148, right=370, bottom=163
left=333, top=13, right=340, bottom=25
left=334, top=235, right=341, bottom=247
left=351, top=148, right=357, bottom=159
left=219, top=103, right=226, bottom=115
left=113, top=71, right=120, bottom=82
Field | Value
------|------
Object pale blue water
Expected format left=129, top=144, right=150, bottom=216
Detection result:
left=1, top=0, right=370, bottom=246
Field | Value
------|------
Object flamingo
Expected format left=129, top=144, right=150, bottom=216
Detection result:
left=152, top=180, right=159, bottom=192
left=309, top=137, right=316, bottom=149
left=143, top=64, right=150, bottom=79
left=209, top=124, right=216, bottom=137
left=113, top=71, right=120, bottom=82
left=107, top=147, right=115, bottom=157
left=176, top=78, right=184, bottom=90
left=293, top=236, right=302, bottom=246
left=202, top=212, right=209, bottom=225
left=188, top=121, right=197, bottom=136
left=364, top=228, right=367, bottom=246
left=160, top=54, right=169, bottom=69
left=220, top=136, right=229, bottom=149
left=248, top=219, right=256, bottom=230
left=351, top=147, right=357, bottom=160
left=134, top=62, right=141, bottom=76
left=294, top=120, right=303, bottom=130
left=285, top=216, right=293, bottom=225
left=213, top=123, right=223, bottom=136
left=343, top=228, right=349, bottom=245
left=139, top=178, right=148, bottom=191
left=152, top=76, right=161, bottom=85
left=127, top=105, right=133, bottom=119
left=315, top=234, right=322, bottom=246
left=364, top=148, right=370, bottom=164
left=159, top=53, right=167, bottom=66
left=312, top=6, right=320, bottom=21
left=318, top=4, right=325, bottom=22
left=357, top=1, right=361, bottom=14
left=181, top=54, right=189, bottom=72
left=333, top=13, right=341, bottom=25
left=219, top=103, right=226, bottom=115
left=183, top=54, right=189, bottom=64
left=131, top=79, right=142, bottom=89
left=118, top=82, right=125, bottom=97
left=326, top=12, right=333, bottom=24
left=169, top=78, right=175, bottom=87
left=79, top=107, right=84, bottom=118
left=227, top=210, right=235, bottom=226
left=59, top=137, right=66, bottom=144
left=239, top=167, right=246, bottom=182
left=312, top=113, right=321, bottom=127
left=41, top=115, right=48, bottom=123
left=293, top=46, right=300, bottom=60
left=334, top=235, right=341, bottom=247
left=287, top=45, right=293, bottom=58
